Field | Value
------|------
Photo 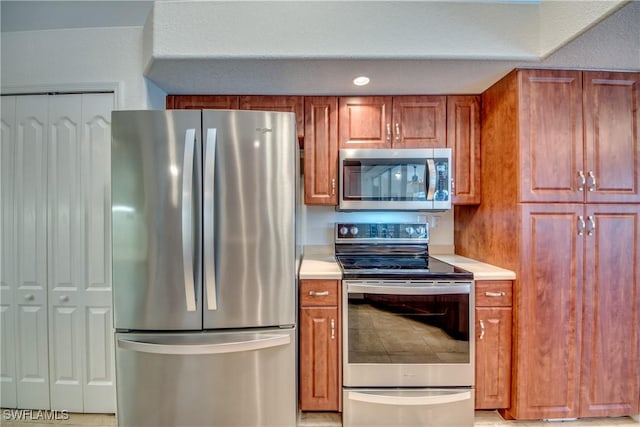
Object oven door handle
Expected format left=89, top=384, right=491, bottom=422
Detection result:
left=346, top=283, right=471, bottom=296
left=347, top=390, right=471, bottom=406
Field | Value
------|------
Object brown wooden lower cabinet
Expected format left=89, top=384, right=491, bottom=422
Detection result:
left=299, top=279, right=341, bottom=411
left=475, top=280, right=513, bottom=410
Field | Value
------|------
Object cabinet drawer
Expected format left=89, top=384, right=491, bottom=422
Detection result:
left=300, top=280, right=339, bottom=307
left=475, top=281, right=513, bottom=307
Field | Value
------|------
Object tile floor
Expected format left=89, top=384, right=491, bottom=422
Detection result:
left=1, top=410, right=638, bottom=426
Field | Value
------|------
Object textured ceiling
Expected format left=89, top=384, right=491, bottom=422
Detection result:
left=2, top=1, right=637, bottom=95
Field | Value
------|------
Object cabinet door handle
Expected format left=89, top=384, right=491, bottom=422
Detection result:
left=479, top=319, right=485, bottom=340
left=587, top=215, right=596, bottom=236
left=330, top=319, right=335, bottom=340
left=588, top=171, right=596, bottom=192
left=331, top=178, right=336, bottom=196
left=25, top=294, right=35, bottom=301
left=309, top=290, right=329, bottom=297
left=577, top=170, right=586, bottom=192
left=386, top=124, right=392, bottom=142
left=577, top=215, right=586, bottom=236
left=395, top=123, right=400, bottom=142
left=485, top=291, right=506, bottom=297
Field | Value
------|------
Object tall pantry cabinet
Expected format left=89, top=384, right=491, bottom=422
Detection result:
left=455, top=69, right=640, bottom=420
left=1, top=94, right=115, bottom=412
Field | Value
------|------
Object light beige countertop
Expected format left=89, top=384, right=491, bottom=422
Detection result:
left=298, top=246, right=342, bottom=280
left=299, top=246, right=516, bottom=281
left=430, top=254, right=516, bottom=281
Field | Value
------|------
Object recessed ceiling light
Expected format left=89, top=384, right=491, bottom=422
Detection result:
left=353, top=76, right=370, bottom=86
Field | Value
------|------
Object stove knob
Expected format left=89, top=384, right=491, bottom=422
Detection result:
left=350, top=226, right=359, bottom=236
left=405, top=226, right=415, bottom=236
left=339, top=226, right=349, bottom=236
left=416, top=226, right=426, bottom=236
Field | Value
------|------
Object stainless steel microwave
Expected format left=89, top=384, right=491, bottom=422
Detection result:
left=338, top=148, right=452, bottom=211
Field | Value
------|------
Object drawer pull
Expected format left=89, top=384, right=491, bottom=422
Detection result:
left=309, top=290, right=330, bottom=297
left=485, top=291, right=506, bottom=297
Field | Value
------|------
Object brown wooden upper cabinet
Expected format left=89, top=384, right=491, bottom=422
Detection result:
left=304, top=97, right=339, bottom=205
left=519, top=70, right=640, bottom=203
left=447, top=96, right=481, bottom=205
left=166, top=95, right=239, bottom=110
left=339, top=96, right=446, bottom=149
left=166, top=95, right=305, bottom=143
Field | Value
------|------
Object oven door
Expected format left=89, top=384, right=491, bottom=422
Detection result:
left=338, top=148, right=452, bottom=211
left=343, top=280, right=474, bottom=387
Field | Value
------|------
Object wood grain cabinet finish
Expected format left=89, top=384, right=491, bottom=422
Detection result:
left=338, top=96, right=446, bottom=149
left=166, top=95, right=239, bottom=110
left=519, top=70, right=640, bottom=203
left=166, top=95, right=304, bottom=143
left=455, top=69, right=640, bottom=420
left=475, top=281, right=513, bottom=410
left=299, top=280, right=341, bottom=411
left=304, top=97, right=338, bottom=205
left=448, top=96, right=481, bottom=205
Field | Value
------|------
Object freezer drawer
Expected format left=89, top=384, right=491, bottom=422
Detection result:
left=115, top=328, right=296, bottom=427
left=343, top=388, right=474, bottom=427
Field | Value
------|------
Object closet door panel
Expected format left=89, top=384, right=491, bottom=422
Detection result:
left=48, top=95, right=84, bottom=411
left=80, top=93, right=115, bottom=413
left=1, top=96, right=17, bottom=408
left=15, top=95, right=50, bottom=409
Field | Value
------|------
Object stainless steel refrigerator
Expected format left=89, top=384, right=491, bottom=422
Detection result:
left=111, top=110, right=299, bottom=427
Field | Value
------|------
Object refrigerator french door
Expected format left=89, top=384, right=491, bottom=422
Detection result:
left=111, top=110, right=298, bottom=427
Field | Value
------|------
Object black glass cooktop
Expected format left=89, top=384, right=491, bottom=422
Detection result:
left=336, top=255, right=473, bottom=280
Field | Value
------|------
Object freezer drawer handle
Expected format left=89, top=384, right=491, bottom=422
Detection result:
left=347, top=390, right=471, bottom=406
left=204, top=128, right=218, bottom=311
left=117, top=334, right=290, bottom=355
left=182, top=128, right=197, bottom=312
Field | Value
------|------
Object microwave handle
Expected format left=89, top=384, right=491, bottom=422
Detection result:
left=426, top=159, right=436, bottom=201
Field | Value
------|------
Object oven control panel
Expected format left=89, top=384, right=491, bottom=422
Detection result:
left=335, top=223, right=429, bottom=242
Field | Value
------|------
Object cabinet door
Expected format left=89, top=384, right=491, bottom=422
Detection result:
left=580, top=204, right=640, bottom=417
left=519, top=70, right=584, bottom=203
left=166, top=95, right=239, bottom=110
left=475, top=307, right=512, bottom=409
left=299, top=306, right=340, bottom=411
left=514, top=204, right=584, bottom=419
left=448, top=96, right=481, bottom=204
left=339, top=96, right=392, bottom=148
left=304, top=97, right=338, bottom=205
left=583, top=71, right=640, bottom=203
left=239, top=95, right=304, bottom=142
left=392, top=96, right=446, bottom=148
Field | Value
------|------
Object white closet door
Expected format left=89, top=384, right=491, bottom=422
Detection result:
left=14, top=95, right=50, bottom=409
left=79, top=93, right=114, bottom=413
left=47, top=94, right=84, bottom=412
left=47, top=93, right=115, bottom=413
left=1, top=96, right=18, bottom=408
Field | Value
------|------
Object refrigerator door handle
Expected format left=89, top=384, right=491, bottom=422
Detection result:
left=204, top=128, right=218, bottom=311
left=117, top=334, right=290, bottom=355
left=346, top=390, right=471, bottom=406
left=182, top=128, right=197, bottom=312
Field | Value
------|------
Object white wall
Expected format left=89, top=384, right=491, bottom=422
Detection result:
left=1, top=26, right=165, bottom=109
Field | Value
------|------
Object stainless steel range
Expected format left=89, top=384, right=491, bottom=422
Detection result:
left=335, top=223, right=474, bottom=427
